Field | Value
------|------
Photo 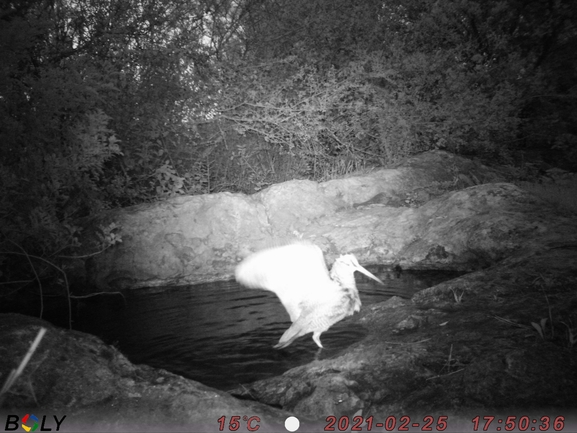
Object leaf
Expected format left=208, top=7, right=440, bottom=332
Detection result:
left=531, top=321, right=545, bottom=339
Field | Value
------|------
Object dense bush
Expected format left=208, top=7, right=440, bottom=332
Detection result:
left=208, top=46, right=524, bottom=191
left=0, top=0, right=207, bottom=301
left=199, top=0, right=569, bottom=191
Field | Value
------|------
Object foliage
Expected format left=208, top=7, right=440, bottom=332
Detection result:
left=234, top=0, right=576, bottom=161
left=1, top=0, right=576, bottom=305
left=204, top=0, right=536, bottom=190
left=0, top=0, right=215, bottom=299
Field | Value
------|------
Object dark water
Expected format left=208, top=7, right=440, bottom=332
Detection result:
left=59, top=267, right=460, bottom=390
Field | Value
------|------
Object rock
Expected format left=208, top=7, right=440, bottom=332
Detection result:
left=69, top=151, right=577, bottom=291
left=230, top=245, right=577, bottom=420
left=0, top=313, right=294, bottom=432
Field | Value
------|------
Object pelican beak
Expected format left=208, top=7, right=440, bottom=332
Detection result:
left=355, top=265, right=385, bottom=285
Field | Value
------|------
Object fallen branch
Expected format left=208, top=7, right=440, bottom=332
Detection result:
left=0, top=327, right=47, bottom=405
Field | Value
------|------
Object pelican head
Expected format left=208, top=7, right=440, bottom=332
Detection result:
left=330, top=253, right=384, bottom=294
left=235, top=242, right=385, bottom=349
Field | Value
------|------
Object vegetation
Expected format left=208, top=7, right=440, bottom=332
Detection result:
left=1, top=0, right=576, bottom=304
left=517, top=175, right=577, bottom=214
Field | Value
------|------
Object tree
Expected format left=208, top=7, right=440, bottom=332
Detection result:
left=202, top=0, right=577, bottom=185
left=0, top=0, right=230, bottom=303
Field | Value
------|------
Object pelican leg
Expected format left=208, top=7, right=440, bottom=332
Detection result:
left=312, top=332, right=324, bottom=348
left=314, top=346, right=323, bottom=361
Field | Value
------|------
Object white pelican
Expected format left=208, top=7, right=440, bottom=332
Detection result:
left=235, top=242, right=384, bottom=349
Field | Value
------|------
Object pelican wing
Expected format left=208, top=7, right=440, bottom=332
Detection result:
left=235, top=242, right=333, bottom=321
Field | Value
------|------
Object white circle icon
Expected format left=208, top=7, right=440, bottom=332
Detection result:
left=285, top=416, right=300, bottom=432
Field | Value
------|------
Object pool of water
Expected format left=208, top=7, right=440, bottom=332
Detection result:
left=61, top=267, right=460, bottom=390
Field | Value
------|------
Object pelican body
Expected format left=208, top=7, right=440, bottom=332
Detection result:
left=235, top=242, right=384, bottom=349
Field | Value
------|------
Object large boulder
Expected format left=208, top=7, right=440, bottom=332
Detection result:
left=71, top=150, right=576, bottom=291
left=0, top=313, right=294, bottom=432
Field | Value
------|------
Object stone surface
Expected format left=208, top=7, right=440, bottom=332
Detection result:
left=69, top=150, right=576, bottom=291
left=0, top=313, right=296, bottom=432
left=230, top=245, right=577, bottom=422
